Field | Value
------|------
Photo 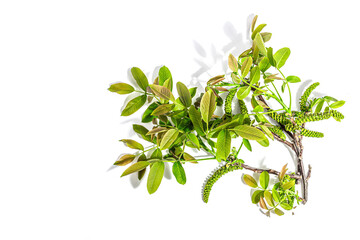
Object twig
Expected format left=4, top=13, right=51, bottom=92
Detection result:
left=240, top=163, right=301, bottom=180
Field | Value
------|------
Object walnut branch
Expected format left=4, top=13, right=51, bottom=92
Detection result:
left=239, top=163, right=301, bottom=180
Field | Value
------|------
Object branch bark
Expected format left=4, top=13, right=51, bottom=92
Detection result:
left=239, top=163, right=301, bottom=180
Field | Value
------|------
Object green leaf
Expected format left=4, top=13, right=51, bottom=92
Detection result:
left=241, top=56, right=253, bottom=77
left=151, top=104, right=174, bottom=116
left=176, top=82, right=192, bottom=107
left=330, top=100, right=345, bottom=109
left=228, top=53, right=238, bottom=72
left=282, top=180, right=295, bottom=190
left=121, top=95, right=146, bottom=116
left=250, top=66, right=261, bottom=85
left=189, top=87, right=197, bottom=98
left=264, top=190, right=275, bottom=207
left=272, top=189, right=281, bottom=203
left=158, top=66, right=172, bottom=90
left=259, top=125, right=274, bottom=140
left=259, top=57, right=271, bottom=72
left=146, top=127, right=168, bottom=135
left=261, top=32, right=272, bottom=42
left=147, top=161, right=165, bottom=194
left=137, top=154, right=147, bottom=180
left=150, top=84, right=175, bottom=102
left=260, top=171, right=270, bottom=189
left=254, top=33, right=267, bottom=56
left=142, top=103, right=158, bottom=123
left=251, top=23, right=266, bottom=40
left=236, top=86, right=251, bottom=100
left=232, top=125, right=266, bottom=140
left=315, top=99, right=325, bottom=113
left=151, top=148, right=162, bottom=159
left=253, top=105, right=264, bottom=112
left=114, top=154, right=136, bottom=166
left=267, top=47, right=276, bottom=67
left=187, top=133, right=200, bottom=149
left=286, top=75, right=301, bottom=83
left=274, top=47, right=290, bottom=69
left=121, top=161, right=150, bottom=177
left=172, top=161, right=186, bottom=185
left=160, top=129, right=179, bottom=150
left=108, top=83, right=135, bottom=94
left=131, top=67, right=149, bottom=91
left=243, top=174, right=258, bottom=188
left=280, top=202, right=292, bottom=211
left=120, top=139, right=144, bottom=150
left=251, top=15, right=258, bottom=32
left=189, top=105, right=205, bottom=136
left=257, top=137, right=269, bottom=147
left=251, top=190, right=263, bottom=204
left=133, top=124, right=152, bottom=142
left=243, top=138, right=252, bottom=152
left=200, top=89, right=217, bottom=123
left=274, top=208, right=284, bottom=216
left=216, top=130, right=231, bottom=162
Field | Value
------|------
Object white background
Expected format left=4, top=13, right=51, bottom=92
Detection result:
left=1, top=0, right=359, bottom=239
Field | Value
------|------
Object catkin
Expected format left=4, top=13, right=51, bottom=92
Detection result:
left=202, top=164, right=243, bottom=203
left=269, top=126, right=286, bottom=140
left=300, top=82, right=320, bottom=112
left=224, top=89, right=236, bottom=117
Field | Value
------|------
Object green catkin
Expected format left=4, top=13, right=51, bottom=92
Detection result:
left=300, top=82, right=320, bottom=112
left=224, top=89, right=237, bottom=117
left=295, top=111, right=332, bottom=125
left=267, top=110, right=291, bottom=125
left=202, top=164, right=243, bottom=203
left=285, top=124, right=324, bottom=138
left=238, top=100, right=248, bottom=115
left=330, top=110, right=344, bottom=121
left=269, top=126, right=286, bottom=140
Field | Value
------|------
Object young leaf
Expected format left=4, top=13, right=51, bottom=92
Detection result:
left=232, top=125, right=266, bottom=141
left=187, top=133, right=200, bottom=149
left=121, top=95, right=146, bottom=116
left=114, top=154, right=136, bottom=166
left=250, top=66, right=261, bottom=85
left=160, top=129, right=179, bottom=150
left=189, top=105, right=205, bottom=136
left=142, top=102, right=158, bottom=123
left=120, top=139, right=144, bottom=150
left=151, top=104, right=174, bottom=116
left=131, top=67, right=149, bottom=91
left=236, top=86, right=251, bottom=100
left=259, top=57, right=271, bottom=72
left=189, top=87, right=197, bottom=98
left=108, top=83, right=135, bottom=94
left=243, top=138, right=252, bottom=152
left=260, top=171, right=270, bottom=189
left=254, top=33, right=267, bottom=56
left=241, top=56, right=253, bottom=77
left=286, top=75, right=301, bottom=83
left=280, top=202, right=292, bottom=210
left=200, top=90, right=217, bottom=123
left=251, top=190, right=263, bottom=204
left=151, top=148, right=162, bottom=159
left=251, top=15, right=258, bottom=32
left=259, top=197, right=268, bottom=210
left=261, top=32, right=272, bottom=42
left=251, top=23, right=266, bottom=40
left=228, top=53, right=238, bottom=72
left=274, top=47, right=290, bottom=69
left=279, top=163, right=288, bottom=181
left=176, top=82, right=192, bottom=107
left=274, top=208, right=284, bottom=216
left=147, top=161, right=165, bottom=194
left=172, top=161, right=186, bottom=185
left=158, top=66, right=172, bottom=89
left=150, top=84, right=175, bottom=102
left=257, top=137, right=269, bottom=147
left=267, top=47, right=276, bottom=67
left=272, top=189, right=281, bottom=203
left=216, top=130, right=231, bottom=161
left=146, top=127, right=168, bottom=135
left=330, top=100, right=345, bottom=109
left=282, top=179, right=295, bottom=190
left=137, top=154, right=147, bottom=180
left=264, top=190, right=275, bottom=207
left=315, top=98, right=325, bottom=113
left=259, top=125, right=274, bottom=140
left=121, top=161, right=150, bottom=177
left=243, top=174, right=258, bottom=188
